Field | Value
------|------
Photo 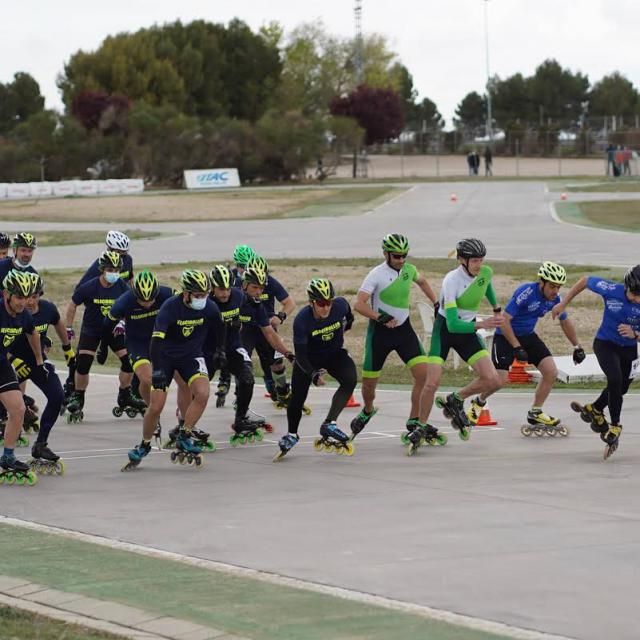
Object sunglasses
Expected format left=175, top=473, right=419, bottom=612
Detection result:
left=391, top=253, right=407, bottom=260
left=314, top=299, right=333, bottom=308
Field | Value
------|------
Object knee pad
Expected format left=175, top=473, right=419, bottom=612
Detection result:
left=119, top=354, right=133, bottom=373
left=236, top=364, right=254, bottom=387
left=271, top=359, right=285, bottom=374
left=76, top=352, right=94, bottom=375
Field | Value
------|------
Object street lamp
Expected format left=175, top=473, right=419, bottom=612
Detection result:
left=483, top=0, right=493, bottom=144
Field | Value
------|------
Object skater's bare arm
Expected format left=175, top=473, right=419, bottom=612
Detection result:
left=27, top=332, right=44, bottom=366
left=354, top=291, right=397, bottom=327
left=560, top=317, right=581, bottom=347
left=499, top=312, right=520, bottom=347
left=65, top=302, right=77, bottom=329
left=261, top=325, right=291, bottom=357
left=552, top=276, right=587, bottom=318
left=415, top=274, right=438, bottom=306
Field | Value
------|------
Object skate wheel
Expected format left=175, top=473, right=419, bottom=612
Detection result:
left=112, top=406, right=124, bottom=418
left=18, top=436, right=29, bottom=448
left=178, top=453, right=187, bottom=465
left=272, top=451, right=286, bottom=462
left=121, top=462, right=136, bottom=472
left=313, top=438, right=323, bottom=451
left=533, top=427, right=545, bottom=437
left=303, top=406, right=312, bottom=416
left=548, top=428, right=558, bottom=437
left=194, top=455, right=205, bottom=469
left=15, top=474, right=26, bottom=486
left=126, top=408, right=138, bottom=419
left=255, top=430, right=264, bottom=442
left=436, top=434, right=448, bottom=446
left=229, top=435, right=240, bottom=447
left=458, top=428, right=470, bottom=442
left=170, top=451, right=178, bottom=464
left=520, top=425, right=532, bottom=437
left=559, top=425, right=570, bottom=437
left=247, top=434, right=255, bottom=443
left=5, top=473, right=15, bottom=485
left=400, top=432, right=410, bottom=445
left=203, top=441, right=215, bottom=451
left=343, top=443, right=355, bottom=456
left=186, top=454, right=194, bottom=465
left=323, top=443, right=335, bottom=453
left=263, top=423, right=274, bottom=433
left=26, top=471, right=38, bottom=486
left=335, top=446, right=344, bottom=455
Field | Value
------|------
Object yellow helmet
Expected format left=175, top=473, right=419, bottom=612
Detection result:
left=210, top=265, right=231, bottom=289
left=3, top=269, right=37, bottom=296
left=180, top=269, right=210, bottom=294
left=538, top=261, right=566, bottom=285
left=133, top=270, right=159, bottom=301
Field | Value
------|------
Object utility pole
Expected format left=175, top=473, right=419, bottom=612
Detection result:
left=484, top=0, right=493, bottom=144
left=354, top=0, right=363, bottom=85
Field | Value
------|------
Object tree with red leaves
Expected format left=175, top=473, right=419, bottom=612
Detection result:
left=71, top=91, right=130, bottom=134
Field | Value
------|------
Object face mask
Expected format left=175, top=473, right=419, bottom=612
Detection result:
left=190, top=297, right=207, bottom=311
left=105, top=272, right=120, bottom=284
left=15, top=259, right=30, bottom=269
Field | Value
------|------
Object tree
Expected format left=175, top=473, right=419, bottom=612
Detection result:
left=0, top=72, right=45, bottom=134
left=454, top=91, right=486, bottom=130
left=330, top=85, right=404, bottom=145
left=589, top=72, right=639, bottom=118
left=71, top=90, right=130, bottom=133
left=492, top=73, right=532, bottom=127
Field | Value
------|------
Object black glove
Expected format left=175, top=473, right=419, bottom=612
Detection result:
left=513, top=346, right=528, bottom=363
left=311, top=369, right=327, bottom=386
left=230, top=317, right=241, bottom=330
left=573, top=346, right=586, bottom=365
left=96, top=342, right=108, bottom=365
left=433, top=301, right=440, bottom=318
left=284, top=351, right=295, bottom=363
left=376, top=311, right=394, bottom=325
left=344, top=311, right=354, bottom=332
left=212, top=347, right=227, bottom=371
left=276, top=311, right=287, bottom=324
left=151, top=369, right=168, bottom=391
left=31, top=363, right=50, bottom=386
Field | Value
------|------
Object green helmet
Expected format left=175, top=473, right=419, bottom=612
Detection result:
left=382, top=233, right=409, bottom=254
left=27, top=272, right=44, bottom=295
left=538, top=261, right=566, bottom=285
left=233, top=244, right=256, bottom=267
left=180, top=269, right=210, bottom=294
left=210, top=265, right=231, bottom=289
left=133, top=270, right=159, bottom=301
left=98, top=250, right=123, bottom=272
left=13, top=232, right=37, bottom=249
left=307, top=278, right=335, bottom=301
left=3, top=269, right=37, bottom=296
left=242, top=266, right=267, bottom=287
left=247, top=255, right=269, bottom=274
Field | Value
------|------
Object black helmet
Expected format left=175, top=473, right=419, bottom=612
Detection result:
left=0, top=233, right=10, bottom=249
left=456, top=238, right=486, bottom=259
left=242, top=267, right=267, bottom=287
left=13, top=232, right=37, bottom=249
left=210, top=265, right=231, bottom=289
left=624, top=265, right=640, bottom=295
left=28, top=272, right=44, bottom=295
left=98, top=250, right=123, bottom=272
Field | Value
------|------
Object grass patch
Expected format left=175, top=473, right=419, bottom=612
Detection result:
left=33, top=229, right=162, bottom=247
left=44, top=257, right=622, bottom=388
left=556, top=200, right=640, bottom=232
left=565, top=178, right=640, bottom=193
left=0, top=606, right=121, bottom=640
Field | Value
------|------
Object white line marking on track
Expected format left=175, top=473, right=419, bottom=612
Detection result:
left=0, top=516, right=578, bottom=640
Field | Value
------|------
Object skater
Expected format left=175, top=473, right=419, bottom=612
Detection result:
left=0, top=232, right=38, bottom=285
left=64, top=251, right=132, bottom=423
left=0, top=233, right=11, bottom=260
left=275, top=279, right=356, bottom=460
left=244, top=254, right=296, bottom=406
left=209, top=265, right=271, bottom=438
left=466, top=261, right=584, bottom=437
left=76, top=230, right=134, bottom=287
left=101, top=270, right=173, bottom=414
left=552, top=265, right=640, bottom=458
left=420, top=238, right=503, bottom=445
left=230, top=244, right=256, bottom=288
left=8, top=273, right=67, bottom=474
left=125, top=269, right=225, bottom=470
left=0, top=270, right=42, bottom=486
left=351, top=233, right=439, bottom=443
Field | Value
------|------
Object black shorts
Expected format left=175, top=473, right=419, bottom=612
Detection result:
left=78, top=332, right=126, bottom=353
left=205, top=347, right=252, bottom=381
left=491, top=333, right=551, bottom=371
left=153, top=355, right=208, bottom=391
left=0, top=357, right=20, bottom=393
left=427, top=314, right=487, bottom=366
left=127, top=338, right=150, bottom=372
left=362, top=319, right=427, bottom=378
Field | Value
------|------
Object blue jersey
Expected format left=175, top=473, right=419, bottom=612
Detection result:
left=152, top=295, right=223, bottom=360
left=257, top=275, right=289, bottom=316
left=239, top=295, right=270, bottom=331
left=72, top=276, right=129, bottom=337
left=10, top=299, right=60, bottom=361
left=498, top=282, right=567, bottom=336
left=0, top=257, right=37, bottom=288
left=210, top=287, right=244, bottom=351
left=293, top=297, right=349, bottom=358
left=0, top=301, right=34, bottom=360
left=108, top=286, right=173, bottom=343
left=587, top=277, right=640, bottom=346
left=77, top=253, right=134, bottom=287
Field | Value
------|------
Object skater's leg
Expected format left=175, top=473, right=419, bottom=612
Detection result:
left=360, top=377, right=378, bottom=414
left=286, top=365, right=312, bottom=436
left=134, top=362, right=152, bottom=405
left=325, top=350, right=357, bottom=423
left=419, top=363, right=442, bottom=424
left=593, top=340, right=624, bottom=423
left=458, top=355, right=501, bottom=400
left=228, top=352, right=254, bottom=419
left=0, top=388, right=25, bottom=449
left=115, top=350, right=134, bottom=390
left=74, top=351, right=94, bottom=392
left=175, top=375, right=190, bottom=421
left=142, top=388, right=167, bottom=440
left=31, top=368, right=64, bottom=444
left=533, top=356, right=557, bottom=408
left=408, top=362, right=427, bottom=419
left=182, top=376, right=210, bottom=429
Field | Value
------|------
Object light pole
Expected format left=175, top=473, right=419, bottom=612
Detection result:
left=483, top=0, right=493, bottom=144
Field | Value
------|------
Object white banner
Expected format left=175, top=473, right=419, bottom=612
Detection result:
left=0, top=184, right=7, bottom=199
left=74, top=180, right=99, bottom=196
left=52, top=181, right=76, bottom=197
left=7, top=184, right=30, bottom=199
left=97, top=179, right=122, bottom=195
left=120, top=179, right=144, bottom=194
left=29, top=182, right=53, bottom=197
left=183, top=168, right=240, bottom=190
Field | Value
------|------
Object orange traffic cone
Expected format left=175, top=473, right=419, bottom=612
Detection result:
left=345, top=394, right=361, bottom=408
left=476, top=405, right=497, bottom=426
left=508, top=359, right=532, bottom=384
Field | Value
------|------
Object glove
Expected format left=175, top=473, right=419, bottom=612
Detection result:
left=42, top=336, right=53, bottom=351
left=96, top=342, right=108, bottom=365
left=113, top=320, right=126, bottom=337
left=573, top=346, right=586, bottom=365
left=433, top=301, right=440, bottom=318
left=31, top=363, right=50, bottom=385
left=376, top=311, right=394, bottom=325
left=212, top=348, right=227, bottom=371
left=152, top=369, right=168, bottom=391
left=284, top=351, right=295, bottom=363
left=344, top=311, right=354, bottom=332
left=311, top=369, right=327, bottom=386
left=276, top=311, right=287, bottom=324
left=62, top=344, right=76, bottom=364
left=65, top=326, right=75, bottom=342
left=513, top=346, right=528, bottom=363
left=230, top=317, right=241, bottom=330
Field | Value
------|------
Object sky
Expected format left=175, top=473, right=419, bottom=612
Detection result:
left=3, top=0, right=639, bottom=127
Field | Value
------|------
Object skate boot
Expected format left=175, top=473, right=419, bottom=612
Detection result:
left=122, top=440, right=152, bottom=471
left=0, top=453, right=38, bottom=486
left=170, top=429, right=204, bottom=468
left=215, top=381, right=230, bottom=408
left=273, top=433, right=300, bottom=461
left=153, top=422, right=162, bottom=449
left=406, top=422, right=448, bottom=456
left=314, top=421, right=354, bottom=455
left=602, top=424, right=622, bottom=460
left=274, top=383, right=291, bottom=409
left=162, top=424, right=181, bottom=450
left=23, top=405, right=40, bottom=433
left=191, top=427, right=215, bottom=451
left=60, top=377, right=75, bottom=416
left=436, top=393, right=471, bottom=440
left=29, top=442, right=65, bottom=475
left=400, top=418, right=421, bottom=444
left=522, top=408, right=569, bottom=437
left=466, top=396, right=486, bottom=426
left=23, top=394, right=39, bottom=415
left=66, top=391, right=85, bottom=424
left=350, top=407, right=378, bottom=440
left=230, top=415, right=264, bottom=446
left=113, top=387, right=146, bottom=419
left=570, top=402, right=607, bottom=433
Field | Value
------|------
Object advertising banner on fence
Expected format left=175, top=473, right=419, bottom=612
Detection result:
left=183, top=168, right=240, bottom=190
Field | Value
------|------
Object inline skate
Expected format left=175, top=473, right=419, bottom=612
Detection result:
left=65, top=391, right=84, bottom=424
left=436, top=393, right=471, bottom=440
left=230, top=414, right=264, bottom=446
left=0, top=453, right=38, bottom=486
left=273, top=433, right=299, bottom=461
left=112, top=387, right=146, bottom=419
left=521, top=408, right=569, bottom=437
left=350, top=407, right=378, bottom=440
left=121, top=440, right=152, bottom=471
left=170, top=429, right=204, bottom=468
left=29, top=442, right=64, bottom=475
left=313, top=421, right=354, bottom=456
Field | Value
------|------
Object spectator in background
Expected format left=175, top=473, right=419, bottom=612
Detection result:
left=606, top=143, right=616, bottom=176
left=484, top=146, right=493, bottom=176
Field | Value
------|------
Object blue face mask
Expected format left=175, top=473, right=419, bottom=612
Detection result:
left=104, top=272, right=120, bottom=284
left=190, top=296, right=207, bottom=311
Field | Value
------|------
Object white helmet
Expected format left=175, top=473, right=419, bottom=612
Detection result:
left=106, top=230, right=130, bottom=251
